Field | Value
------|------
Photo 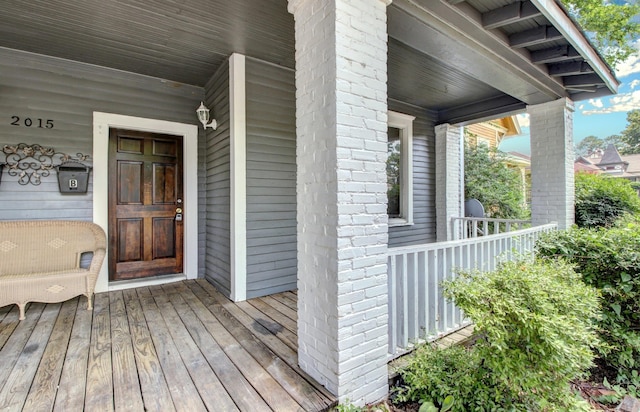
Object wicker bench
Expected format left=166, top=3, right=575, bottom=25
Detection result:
left=0, top=220, right=106, bottom=320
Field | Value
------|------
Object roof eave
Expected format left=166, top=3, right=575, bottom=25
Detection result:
left=530, top=0, right=619, bottom=95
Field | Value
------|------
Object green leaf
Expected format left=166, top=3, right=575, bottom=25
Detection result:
left=621, top=273, right=631, bottom=283
left=612, top=304, right=622, bottom=317
left=418, top=401, right=438, bottom=412
left=441, top=395, right=455, bottom=412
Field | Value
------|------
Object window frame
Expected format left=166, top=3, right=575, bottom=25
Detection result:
left=387, top=110, right=415, bottom=227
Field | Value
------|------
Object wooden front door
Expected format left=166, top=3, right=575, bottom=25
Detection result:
left=108, top=129, right=183, bottom=281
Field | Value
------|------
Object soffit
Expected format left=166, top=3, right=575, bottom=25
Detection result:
left=0, top=0, right=295, bottom=87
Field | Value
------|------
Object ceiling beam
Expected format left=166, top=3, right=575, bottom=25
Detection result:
left=570, top=86, right=618, bottom=102
left=509, top=26, right=563, bottom=48
left=438, top=95, right=526, bottom=125
left=563, top=73, right=605, bottom=88
left=482, top=1, right=542, bottom=30
left=530, top=45, right=581, bottom=64
left=548, top=61, right=593, bottom=77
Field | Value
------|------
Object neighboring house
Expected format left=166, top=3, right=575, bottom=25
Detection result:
left=465, top=116, right=521, bottom=149
left=575, top=155, right=604, bottom=174
left=0, top=0, right=618, bottom=405
left=575, top=145, right=640, bottom=194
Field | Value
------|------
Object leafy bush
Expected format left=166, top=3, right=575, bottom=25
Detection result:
left=395, top=259, right=600, bottom=411
left=575, top=172, right=640, bottom=228
left=464, top=144, right=529, bottom=220
left=536, top=223, right=640, bottom=381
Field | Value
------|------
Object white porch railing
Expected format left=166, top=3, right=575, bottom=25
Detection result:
left=451, top=217, right=531, bottom=239
left=387, top=223, right=557, bottom=357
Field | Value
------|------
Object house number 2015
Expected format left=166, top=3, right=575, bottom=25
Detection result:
left=10, top=116, right=54, bottom=129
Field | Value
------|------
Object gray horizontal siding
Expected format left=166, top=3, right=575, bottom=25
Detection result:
left=204, top=60, right=232, bottom=296
left=0, top=48, right=203, bottom=224
left=388, top=100, right=438, bottom=247
left=245, top=58, right=297, bottom=298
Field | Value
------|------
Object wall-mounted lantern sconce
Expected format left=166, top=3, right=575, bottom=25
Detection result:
left=0, top=163, right=4, bottom=187
left=196, top=101, right=217, bottom=130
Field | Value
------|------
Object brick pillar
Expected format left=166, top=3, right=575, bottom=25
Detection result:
left=288, top=0, right=391, bottom=405
left=435, top=124, right=463, bottom=241
left=528, top=98, right=575, bottom=229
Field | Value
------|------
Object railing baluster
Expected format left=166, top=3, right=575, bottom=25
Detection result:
left=387, top=223, right=558, bottom=356
left=401, top=253, right=409, bottom=349
left=411, top=252, right=419, bottom=343
left=388, top=255, right=397, bottom=355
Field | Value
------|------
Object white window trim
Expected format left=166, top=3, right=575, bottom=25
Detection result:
left=388, top=110, right=415, bottom=227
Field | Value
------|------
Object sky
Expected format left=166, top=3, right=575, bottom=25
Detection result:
left=499, top=39, right=640, bottom=156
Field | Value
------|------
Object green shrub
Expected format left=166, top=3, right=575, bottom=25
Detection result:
left=575, top=172, right=640, bottom=228
left=395, top=344, right=522, bottom=412
left=464, top=144, right=529, bottom=220
left=395, top=259, right=599, bottom=411
left=536, top=223, right=640, bottom=381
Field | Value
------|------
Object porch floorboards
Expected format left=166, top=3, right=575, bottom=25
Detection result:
left=0, top=279, right=337, bottom=412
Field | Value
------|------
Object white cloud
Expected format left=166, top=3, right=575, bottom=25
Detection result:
left=615, top=40, right=640, bottom=79
left=582, top=90, right=640, bottom=114
left=516, top=113, right=530, bottom=128
left=630, top=79, right=640, bottom=89
left=588, top=98, right=604, bottom=108
left=578, top=104, right=585, bottom=110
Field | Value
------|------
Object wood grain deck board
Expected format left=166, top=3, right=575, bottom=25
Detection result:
left=110, top=290, right=145, bottom=412
left=0, top=305, right=13, bottom=326
left=122, top=288, right=175, bottom=412
left=53, top=297, right=93, bottom=411
left=0, top=303, right=45, bottom=391
left=185, top=281, right=304, bottom=411
left=23, top=299, right=78, bottom=412
left=259, top=295, right=298, bottom=322
left=84, top=292, right=114, bottom=411
left=136, top=287, right=207, bottom=412
left=0, top=306, right=21, bottom=352
left=150, top=284, right=238, bottom=412
left=235, top=299, right=298, bottom=351
left=169, top=283, right=271, bottom=412
left=0, top=302, right=60, bottom=411
left=246, top=298, right=298, bottom=334
left=270, top=292, right=298, bottom=312
left=186, top=282, right=334, bottom=411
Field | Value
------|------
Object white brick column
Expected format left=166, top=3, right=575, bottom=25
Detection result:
left=528, top=98, right=575, bottom=229
left=435, top=124, right=463, bottom=241
left=288, top=0, right=391, bottom=405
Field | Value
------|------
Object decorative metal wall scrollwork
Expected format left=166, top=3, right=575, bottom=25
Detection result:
left=1, top=143, right=91, bottom=186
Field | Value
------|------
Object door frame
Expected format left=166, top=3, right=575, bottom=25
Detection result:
left=93, top=112, right=199, bottom=293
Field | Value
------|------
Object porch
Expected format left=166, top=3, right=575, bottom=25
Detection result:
left=0, top=280, right=336, bottom=412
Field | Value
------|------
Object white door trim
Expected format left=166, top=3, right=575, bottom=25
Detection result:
left=92, top=112, right=199, bottom=293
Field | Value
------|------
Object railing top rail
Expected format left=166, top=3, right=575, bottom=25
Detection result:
left=388, top=223, right=558, bottom=255
left=450, top=217, right=531, bottom=224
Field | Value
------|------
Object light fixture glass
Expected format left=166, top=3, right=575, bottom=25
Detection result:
left=196, top=101, right=217, bottom=130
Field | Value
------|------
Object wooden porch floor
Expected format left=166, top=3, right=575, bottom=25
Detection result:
left=0, top=280, right=337, bottom=411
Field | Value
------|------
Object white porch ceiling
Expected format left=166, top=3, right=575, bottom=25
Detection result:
left=0, top=0, right=618, bottom=125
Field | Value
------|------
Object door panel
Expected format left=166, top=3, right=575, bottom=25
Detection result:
left=108, top=129, right=183, bottom=281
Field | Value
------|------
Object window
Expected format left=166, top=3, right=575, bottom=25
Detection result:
left=387, top=111, right=415, bottom=226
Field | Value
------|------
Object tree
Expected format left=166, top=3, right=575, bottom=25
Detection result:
left=604, top=133, right=625, bottom=149
left=464, top=144, right=528, bottom=219
left=620, top=109, right=640, bottom=155
left=559, top=0, right=640, bottom=68
left=575, top=135, right=603, bottom=155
